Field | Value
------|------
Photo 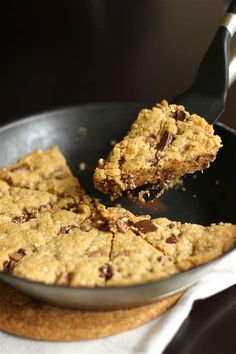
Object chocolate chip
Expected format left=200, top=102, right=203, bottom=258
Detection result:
left=134, top=220, right=157, bottom=233
left=67, top=272, right=74, bottom=283
left=24, top=207, right=42, bottom=219
left=9, top=248, right=26, bottom=261
left=12, top=207, right=40, bottom=224
left=166, top=235, right=177, bottom=244
left=127, top=220, right=134, bottom=227
left=59, top=225, right=77, bottom=234
left=2, top=175, right=13, bottom=186
left=156, top=131, right=173, bottom=152
left=174, top=110, right=187, bottom=121
left=168, top=223, right=175, bottom=229
left=4, top=248, right=26, bottom=272
left=62, top=202, right=80, bottom=213
left=119, top=156, right=125, bottom=165
left=12, top=213, right=36, bottom=224
left=149, top=134, right=157, bottom=139
left=127, top=183, right=164, bottom=202
left=157, top=256, right=162, bottom=262
left=12, top=215, right=27, bottom=224
left=63, top=202, right=77, bottom=210
left=99, top=264, right=113, bottom=281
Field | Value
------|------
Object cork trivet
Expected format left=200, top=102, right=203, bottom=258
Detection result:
left=0, top=281, right=182, bottom=341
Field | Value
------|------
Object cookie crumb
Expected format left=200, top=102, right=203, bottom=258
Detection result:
left=110, top=139, right=117, bottom=146
left=78, top=162, right=86, bottom=173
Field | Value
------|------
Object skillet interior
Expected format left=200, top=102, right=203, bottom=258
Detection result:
left=0, top=103, right=235, bottom=309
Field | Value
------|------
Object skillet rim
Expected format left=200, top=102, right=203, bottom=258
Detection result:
left=0, top=102, right=235, bottom=293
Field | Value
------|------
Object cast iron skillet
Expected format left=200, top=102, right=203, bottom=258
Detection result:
left=1, top=3, right=236, bottom=310
left=0, top=103, right=235, bottom=310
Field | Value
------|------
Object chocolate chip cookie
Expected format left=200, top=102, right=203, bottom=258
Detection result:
left=0, top=147, right=235, bottom=287
left=93, top=100, right=222, bottom=200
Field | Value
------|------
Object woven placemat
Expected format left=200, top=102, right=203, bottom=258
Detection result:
left=0, top=281, right=182, bottom=341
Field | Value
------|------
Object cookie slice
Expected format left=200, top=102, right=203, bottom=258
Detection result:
left=0, top=146, right=95, bottom=222
left=0, top=186, right=56, bottom=223
left=12, top=228, right=113, bottom=287
left=93, top=100, right=222, bottom=200
left=107, top=230, right=177, bottom=286
left=69, top=230, right=113, bottom=287
left=133, top=217, right=236, bottom=269
left=0, top=221, right=47, bottom=271
left=1, top=146, right=235, bottom=289
left=0, top=146, right=86, bottom=201
left=96, top=206, right=236, bottom=286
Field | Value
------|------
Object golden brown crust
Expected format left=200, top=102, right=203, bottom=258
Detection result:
left=98, top=206, right=236, bottom=286
left=0, top=146, right=87, bottom=201
left=93, top=100, right=222, bottom=200
left=0, top=147, right=235, bottom=288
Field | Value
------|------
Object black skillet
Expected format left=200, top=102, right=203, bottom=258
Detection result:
left=0, top=4, right=236, bottom=310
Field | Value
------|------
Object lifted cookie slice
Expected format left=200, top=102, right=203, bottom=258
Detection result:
left=93, top=100, right=222, bottom=200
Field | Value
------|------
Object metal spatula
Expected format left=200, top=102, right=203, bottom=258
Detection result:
left=130, top=1, right=236, bottom=201
left=175, top=1, right=236, bottom=122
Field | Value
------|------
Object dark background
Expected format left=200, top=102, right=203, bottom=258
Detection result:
left=0, top=0, right=236, bottom=129
left=1, top=1, right=236, bottom=353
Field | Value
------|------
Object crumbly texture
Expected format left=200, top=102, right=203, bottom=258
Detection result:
left=95, top=205, right=236, bottom=286
left=0, top=147, right=235, bottom=287
left=93, top=100, right=222, bottom=200
left=0, top=146, right=94, bottom=223
left=0, top=146, right=92, bottom=204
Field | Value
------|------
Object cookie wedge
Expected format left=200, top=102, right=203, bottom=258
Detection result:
left=93, top=100, right=222, bottom=200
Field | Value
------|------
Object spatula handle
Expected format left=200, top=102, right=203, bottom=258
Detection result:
left=222, top=1, right=236, bottom=37
left=172, top=1, right=236, bottom=123
left=229, top=41, right=236, bottom=86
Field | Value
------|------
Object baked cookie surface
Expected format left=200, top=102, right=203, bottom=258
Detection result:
left=93, top=100, right=222, bottom=200
left=0, top=147, right=235, bottom=287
